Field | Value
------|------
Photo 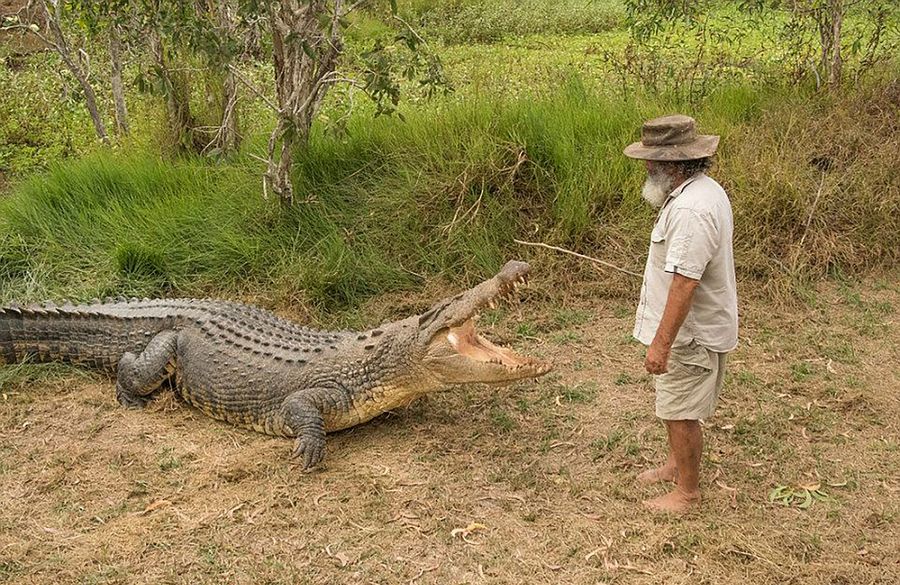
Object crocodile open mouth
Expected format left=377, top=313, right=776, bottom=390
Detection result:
left=445, top=272, right=550, bottom=376
left=420, top=260, right=552, bottom=383
left=446, top=319, right=545, bottom=372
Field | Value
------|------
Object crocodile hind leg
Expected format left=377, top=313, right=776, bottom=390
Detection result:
left=116, top=330, right=180, bottom=408
left=281, top=391, right=327, bottom=470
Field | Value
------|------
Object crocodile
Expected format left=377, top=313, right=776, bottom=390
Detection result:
left=0, top=260, right=551, bottom=468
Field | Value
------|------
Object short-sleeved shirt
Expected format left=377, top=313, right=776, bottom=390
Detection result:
left=633, top=173, right=738, bottom=353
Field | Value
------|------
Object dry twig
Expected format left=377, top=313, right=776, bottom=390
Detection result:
left=513, top=239, right=642, bottom=278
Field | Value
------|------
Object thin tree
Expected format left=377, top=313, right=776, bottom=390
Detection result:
left=4, top=0, right=109, bottom=142
left=246, top=0, right=447, bottom=204
left=108, top=20, right=130, bottom=135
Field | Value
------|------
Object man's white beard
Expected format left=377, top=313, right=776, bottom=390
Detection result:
left=641, top=168, right=674, bottom=209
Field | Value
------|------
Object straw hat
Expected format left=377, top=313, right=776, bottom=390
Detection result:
left=623, top=114, right=719, bottom=161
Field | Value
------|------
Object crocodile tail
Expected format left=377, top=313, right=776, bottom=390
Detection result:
left=0, top=302, right=139, bottom=373
left=0, top=308, right=16, bottom=365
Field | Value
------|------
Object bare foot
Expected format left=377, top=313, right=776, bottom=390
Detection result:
left=642, top=489, right=701, bottom=514
left=636, top=465, right=677, bottom=486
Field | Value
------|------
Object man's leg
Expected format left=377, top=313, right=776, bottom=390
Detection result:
left=636, top=423, right=678, bottom=485
left=643, top=419, right=702, bottom=512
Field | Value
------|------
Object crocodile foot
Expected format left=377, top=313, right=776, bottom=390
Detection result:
left=116, top=381, right=151, bottom=408
left=291, top=435, right=326, bottom=471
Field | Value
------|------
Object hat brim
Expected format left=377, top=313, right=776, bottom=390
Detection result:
left=623, top=135, right=719, bottom=161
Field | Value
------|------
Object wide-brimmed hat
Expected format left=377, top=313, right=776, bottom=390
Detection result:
left=623, top=114, right=719, bottom=161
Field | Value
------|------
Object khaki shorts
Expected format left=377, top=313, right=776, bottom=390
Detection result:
left=655, top=341, right=728, bottom=421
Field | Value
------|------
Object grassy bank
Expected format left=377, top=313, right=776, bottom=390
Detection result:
left=1, top=75, right=898, bottom=316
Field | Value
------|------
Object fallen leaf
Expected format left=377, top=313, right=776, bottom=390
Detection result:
left=451, top=522, right=487, bottom=545
left=136, top=499, right=172, bottom=516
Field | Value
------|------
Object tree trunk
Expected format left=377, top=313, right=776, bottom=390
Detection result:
left=150, top=31, right=196, bottom=152
left=828, top=0, right=843, bottom=87
left=35, top=0, right=108, bottom=142
left=241, top=13, right=264, bottom=60
left=266, top=0, right=343, bottom=205
left=108, top=23, right=129, bottom=136
left=211, top=0, right=240, bottom=154
left=216, top=69, right=240, bottom=153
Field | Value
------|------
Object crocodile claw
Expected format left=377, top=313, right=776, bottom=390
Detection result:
left=115, top=381, right=150, bottom=408
left=291, top=435, right=326, bottom=471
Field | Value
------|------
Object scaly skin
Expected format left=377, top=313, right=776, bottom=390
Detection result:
left=0, top=261, right=551, bottom=468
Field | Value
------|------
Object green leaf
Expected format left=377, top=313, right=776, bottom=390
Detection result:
left=811, top=489, right=830, bottom=501
left=797, top=490, right=813, bottom=509
left=390, top=0, right=398, bottom=15
left=768, top=485, right=788, bottom=503
left=301, top=41, right=317, bottom=61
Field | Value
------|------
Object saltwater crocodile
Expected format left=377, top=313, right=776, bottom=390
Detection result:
left=0, top=261, right=551, bottom=468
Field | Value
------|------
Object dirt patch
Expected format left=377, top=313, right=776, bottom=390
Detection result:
left=1, top=278, right=898, bottom=584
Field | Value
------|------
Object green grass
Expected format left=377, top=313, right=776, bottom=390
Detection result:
left=489, top=407, right=518, bottom=433
left=0, top=78, right=639, bottom=308
left=3, top=72, right=897, bottom=313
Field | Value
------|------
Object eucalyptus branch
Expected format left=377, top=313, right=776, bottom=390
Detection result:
left=513, top=239, right=643, bottom=278
left=1, top=22, right=62, bottom=53
left=341, top=0, right=369, bottom=17
left=392, top=14, right=428, bottom=46
left=323, top=75, right=364, bottom=89
left=226, top=63, right=280, bottom=114
left=299, top=69, right=362, bottom=115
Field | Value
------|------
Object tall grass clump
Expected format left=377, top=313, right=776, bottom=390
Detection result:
left=722, top=78, right=900, bottom=292
left=1, top=75, right=897, bottom=313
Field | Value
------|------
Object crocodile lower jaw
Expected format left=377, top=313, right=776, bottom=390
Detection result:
left=447, top=319, right=550, bottom=375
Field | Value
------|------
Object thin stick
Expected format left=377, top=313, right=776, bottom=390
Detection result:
left=513, top=239, right=642, bottom=278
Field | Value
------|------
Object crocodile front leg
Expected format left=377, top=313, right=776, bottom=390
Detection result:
left=116, top=330, right=180, bottom=408
left=281, top=391, right=327, bottom=470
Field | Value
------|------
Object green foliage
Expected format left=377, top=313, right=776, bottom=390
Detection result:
left=620, top=0, right=900, bottom=95
left=1, top=1, right=898, bottom=309
left=409, top=0, right=624, bottom=43
left=0, top=54, right=99, bottom=178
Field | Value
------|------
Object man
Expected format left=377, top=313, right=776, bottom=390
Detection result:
left=624, top=114, right=738, bottom=513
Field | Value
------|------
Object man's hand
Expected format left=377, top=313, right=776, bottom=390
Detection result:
left=645, top=338, right=671, bottom=374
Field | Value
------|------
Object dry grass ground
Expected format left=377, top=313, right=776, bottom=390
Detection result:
left=1, top=275, right=898, bottom=585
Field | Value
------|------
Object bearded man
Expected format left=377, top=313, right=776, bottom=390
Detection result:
left=624, top=114, right=738, bottom=513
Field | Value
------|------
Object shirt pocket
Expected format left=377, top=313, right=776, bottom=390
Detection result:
left=649, top=225, right=666, bottom=269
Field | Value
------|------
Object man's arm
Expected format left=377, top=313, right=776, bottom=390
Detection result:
left=645, top=273, right=700, bottom=374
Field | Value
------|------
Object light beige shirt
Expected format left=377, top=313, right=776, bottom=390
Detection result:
left=633, top=173, right=738, bottom=352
